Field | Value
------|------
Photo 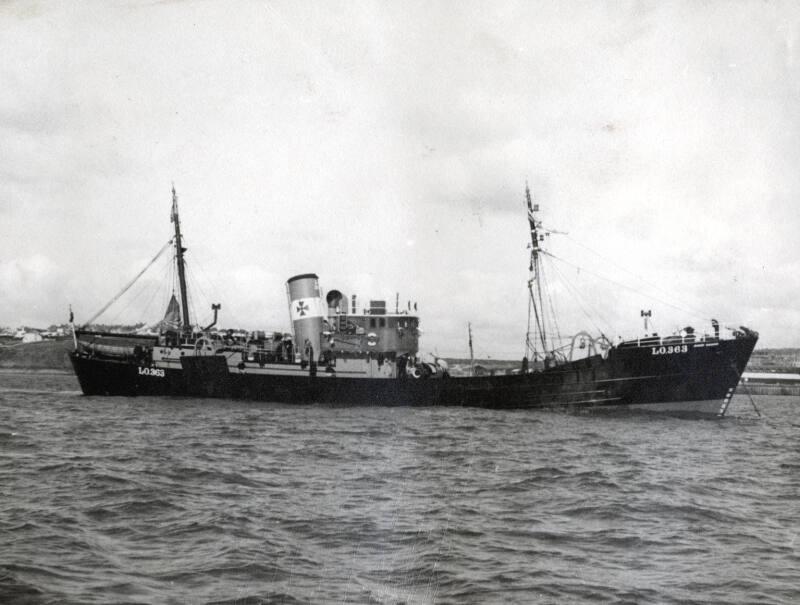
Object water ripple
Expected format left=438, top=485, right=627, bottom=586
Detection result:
left=0, top=373, right=798, bottom=604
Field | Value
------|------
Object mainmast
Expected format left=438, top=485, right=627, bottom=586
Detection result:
left=468, top=322, right=475, bottom=376
left=525, top=184, right=548, bottom=360
left=171, top=185, right=191, bottom=335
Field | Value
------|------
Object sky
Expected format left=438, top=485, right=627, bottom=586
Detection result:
left=1, top=0, right=799, bottom=357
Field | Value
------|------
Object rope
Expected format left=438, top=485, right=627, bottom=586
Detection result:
left=106, top=251, right=172, bottom=326
left=184, top=261, right=205, bottom=332
left=188, top=249, right=245, bottom=329
left=524, top=292, right=533, bottom=358
left=81, top=239, right=173, bottom=327
left=184, top=259, right=218, bottom=329
left=542, top=250, right=711, bottom=322
left=540, top=257, right=562, bottom=348
left=563, top=234, right=715, bottom=321
left=739, top=378, right=762, bottom=418
left=548, top=259, right=612, bottom=339
left=139, top=255, right=174, bottom=325
left=529, top=283, right=546, bottom=353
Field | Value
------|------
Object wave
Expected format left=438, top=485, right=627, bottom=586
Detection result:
left=1, top=384, right=797, bottom=605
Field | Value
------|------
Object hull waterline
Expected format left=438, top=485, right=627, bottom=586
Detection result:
left=70, top=333, right=757, bottom=417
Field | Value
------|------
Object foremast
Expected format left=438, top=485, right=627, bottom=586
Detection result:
left=524, top=184, right=549, bottom=365
left=171, top=185, right=191, bottom=336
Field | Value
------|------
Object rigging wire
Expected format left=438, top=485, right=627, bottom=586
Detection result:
left=562, top=234, right=717, bottom=321
left=150, top=258, right=171, bottom=329
left=185, top=245, right=246, bottom=329
left=548, top=258, right=614, bottom=340
left=169, top=250, right=177, bottom=297
left=138, top=256, right=174, bottom=325
left=529, top=282, right=546, bottom=358
left=539, top=256, right=562, bottom=348
left=82, top=239, right=173, bottom=327
left=183, top=256, right=217, bottom=328
left=164, top=250, right=176, bottom=311
left=189, top=261, right=212, bottom=313
left=524, top=294, right=533, bottom=359
left=542, top=250, right=714, bottom=324
left=183, top=261, right=208, bottom=331
left=107, top=252, right=173, bottom=327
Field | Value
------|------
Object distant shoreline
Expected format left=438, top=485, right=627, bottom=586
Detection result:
left=0, top=339, right=74, bottom=372
left=0, top=340, right=797, bottom=377
left=0, top=368, right=73, bottom=375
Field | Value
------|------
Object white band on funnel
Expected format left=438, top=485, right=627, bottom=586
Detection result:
left=290, top=297, right=325, bottom=321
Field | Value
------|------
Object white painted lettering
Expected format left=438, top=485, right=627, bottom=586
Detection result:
left=651, top=344, right=690, bottom=356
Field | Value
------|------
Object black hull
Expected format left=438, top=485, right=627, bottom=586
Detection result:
left=70, top=335, right=757, bottom=416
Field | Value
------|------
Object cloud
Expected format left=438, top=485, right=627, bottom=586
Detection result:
left=0, top=254, right=65, bottom=327
left=0, top=1, right=799, bottom=351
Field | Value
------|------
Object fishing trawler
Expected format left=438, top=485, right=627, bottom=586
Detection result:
left=69, top=186, right=758, bottom=416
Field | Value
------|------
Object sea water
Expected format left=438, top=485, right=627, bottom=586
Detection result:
left=1, top=372, right=798, bottom=604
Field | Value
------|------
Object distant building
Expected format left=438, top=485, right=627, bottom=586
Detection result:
left=21, top=332, right=44, bottom=343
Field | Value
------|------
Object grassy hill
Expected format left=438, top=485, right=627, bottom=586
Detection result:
left=0, top=339, right=74, bottom=371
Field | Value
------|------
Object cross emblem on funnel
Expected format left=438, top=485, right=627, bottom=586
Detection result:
left=296, top=301, right=309, bottom=317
